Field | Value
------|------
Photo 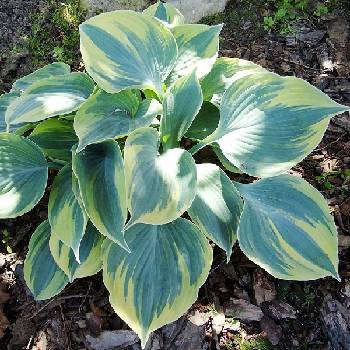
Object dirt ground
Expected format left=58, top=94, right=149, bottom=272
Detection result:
left=0, top=1, right=350, bottom=349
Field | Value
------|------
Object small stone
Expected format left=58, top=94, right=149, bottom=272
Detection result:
left=86, top=330, right=138, bottom=350
left=265, top=301, right=297, bottom=321
left=212, top=312, right=226, bottom=333
left=253, top=269, right=276, bottom=306
left=260, top=315, right=282, bottom=346
left=339, top=235, right=350, bottom=250
left=224, top=299, right=264, bottom=322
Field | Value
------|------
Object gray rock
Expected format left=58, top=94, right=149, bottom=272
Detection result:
left=81, top=0, right=229, bottom=23
left=86, top=330, right=138, bottom=350
left=321, top=295, right=350, bottom=350
left=260, top=315, right=282, bottom=346
left=296, top=29, right=326, bottom=46
left=265, top=300, right=297, bottom=321
left=168, top=0, right=229, bottom=23
left=81, top=0, right=150, bottom=17
left=224, top=299, right=264, bottom=322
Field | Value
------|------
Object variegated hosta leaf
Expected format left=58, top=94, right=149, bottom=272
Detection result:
left=24, top=220, right=69, bottom=300
left=29, top=118, right=78, bottom=161
left=103, top=218, right=213, bottom=347
left=72, top=141, right=128, bottom=250
left=199, top=71, right=349, bottom=177
left=124, top=127, right=196, bottom=229
left=161, top=71, right=202, bottom=150
left=0, top=133, right=48, bottom=218
left=74, top=89, right=162, bottom=152
left=49, top=221, right=104, bottom=282
left=48, top=165, right=88, bottom=261
left=12, top=62, right=70, bottom=92
left=185, top=101, right=219, bottom=140
left=0, top=91, right=25, bottom=133
left=236, top=175, right=339, bottom=281
left=201, top=58, right=265, bottom=106
left=188, top=164, right=243, bottom=260
left=143, top=1, right=185, bottom=28
left=166, top=24, right=222, bottom=84
left=80, top=11, right=177, bottom=95
left=6, top=73, right=94, bottom=126
left=212, top=144, right=242, bottom=173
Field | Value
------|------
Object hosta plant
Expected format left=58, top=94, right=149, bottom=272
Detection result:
left=0, top=1, right=349, bottom=346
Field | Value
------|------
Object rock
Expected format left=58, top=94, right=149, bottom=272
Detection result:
left=81, top=0, right=150, bottom=17
left=81, top=0, right=230, bottom=23
left=0, top=254, right=6, bottom=269
left=86, top=330, right=139, bottom=350
left=333, top=114, right=350, bottom=132
left=168, top=0, right=229, bottom=23
left=321, top=296, right=350, bottom=350
left=253, top=269, right=276, bottom=305
left=296, top=29, right=326, bottom=46
left=223, top=299, right=264, bottom=322
left=265, top=301, right=297, bottom=321
left=339, top=235, right=350, bottom=250
left=212, top=312, right=226, bottom=333
left=260, top=315, right=282, bottom=346
left=162, top=317, right=211, bottom=350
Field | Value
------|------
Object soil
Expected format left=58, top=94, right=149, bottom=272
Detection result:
left=0, top=0, right=350, bottom=349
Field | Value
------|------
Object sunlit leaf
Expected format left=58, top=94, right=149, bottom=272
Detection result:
left=143, top=1, right=185, bottom=28
left=49, top=221, right=104, bottom=281
left=0, top=133, right=47, bottom=218
left=124, top=127, right=197, bottom=229
left=236, top=175, right=339, bottom=280
left=103, top=218, right=212, bottom=347
left=29, top=118, right=78, bottom=161
left=188, top=164, right=243, bottom=260
left=196, top=71, right=349, bottom=177
left=48, top=165, right=88, bottom=261
left=161, top=71, right=202, bottom=150
left=167, top=23, right=222, bottom=84
left=6, top=73, right=94, bottom=126
left=72, top=141, right=128, bottom=250
left=74, top=90, right=161, bottom=152
left=80, top=11, right=177, bottom=95
left=24, top=220, right=68, bottom=300
left=12, top=62, right=71, bottom=92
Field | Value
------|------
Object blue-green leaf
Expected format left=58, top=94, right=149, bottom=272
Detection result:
left=72, top=141, right=128, bottom=250
left=198, top=71, right=349, bottom=177
left=29, top=118, right=78, bottom=161
left=161, top=71, right=202, bottom=150
left=143, top=1, right=185, bottom=28
left=103, top=218, right=212, bottom=347
left=0, top=133, right=48, bottom=218
left=167, top=24, right=222, bottom=84
left=236, top=175, right=339, bottom=280
left=80, top=11, right=178, bottom=95
left=6, top=73, right=94, bottom=126
left=185, top=101, right=219, bottom=140
left=74, top=90, right=162, bottom=152
left=201, top=58, right=265, bottom=106
left=0, top=91, right=22, bottom=132
left=49, top=221, right=104, bottom=282
left=24, top=220, right=69, bottom=300
left=48, top=165, right=88, bottom=261
left=12, top=62, right=71, bottom=92
left=124, top=127, right=197, bottom=229
left=188, top=164, right=243, bottom=260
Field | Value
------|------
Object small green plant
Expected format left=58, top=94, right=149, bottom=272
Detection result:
left=27, top=0, right=85, bottom=66
left=0, top=2, right=348, bottom=347
left=263, top=0, right=331, bottom=33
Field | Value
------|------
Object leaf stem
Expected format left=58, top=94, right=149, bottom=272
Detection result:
left=188, top=141, right=207, bottom=155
